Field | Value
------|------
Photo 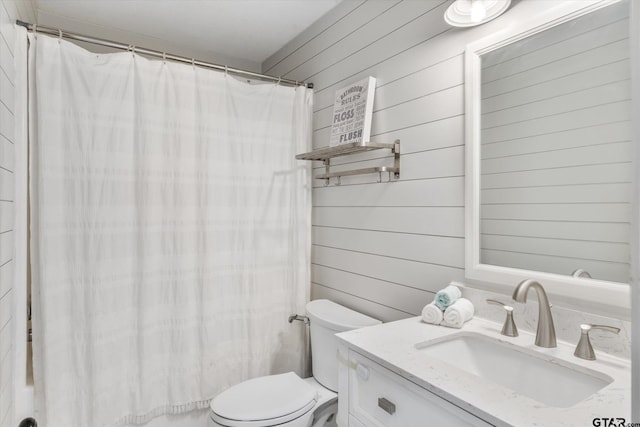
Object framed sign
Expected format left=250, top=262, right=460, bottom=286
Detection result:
left=329, top=76, right=376, bottom=146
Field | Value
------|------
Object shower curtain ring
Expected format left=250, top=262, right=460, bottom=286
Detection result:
left=277, top=77, right=281, bottom=85
left=224, top=65, right=228, bottom=75
left=58, top=29, right=62, bottom=41
left=162, top=52, right=166, bottom=62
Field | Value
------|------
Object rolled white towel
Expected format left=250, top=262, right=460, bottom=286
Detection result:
left=442, top=298, right=474, bottom=328
left=421, top=302, right=443, bottom=325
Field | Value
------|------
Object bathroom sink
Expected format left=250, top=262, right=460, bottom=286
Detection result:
left=415, top=333, right=613, bottom=408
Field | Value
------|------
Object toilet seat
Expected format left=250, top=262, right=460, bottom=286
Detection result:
left=210, top=372, right=318, bottom=427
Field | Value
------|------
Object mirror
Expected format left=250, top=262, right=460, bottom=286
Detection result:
left=465, top=0, right=632, bottom=311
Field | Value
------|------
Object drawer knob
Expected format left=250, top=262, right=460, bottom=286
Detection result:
left=378, top=397, right=396, bottom=415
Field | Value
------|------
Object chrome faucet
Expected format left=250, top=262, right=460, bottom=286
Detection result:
left=512, top=279, right=557, bottom=348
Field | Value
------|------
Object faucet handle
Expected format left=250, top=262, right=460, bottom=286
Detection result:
left=486, top=299, right=518, bottom=337
left=574, top=323, right=620, bottom=360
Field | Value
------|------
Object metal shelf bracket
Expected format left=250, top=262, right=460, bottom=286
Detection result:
left=296, top=140, right=400, bottom=185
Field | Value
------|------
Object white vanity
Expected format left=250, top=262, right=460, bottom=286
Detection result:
left=336, top=317, right=630, bottom=427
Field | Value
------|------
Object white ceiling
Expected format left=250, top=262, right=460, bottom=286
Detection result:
left=32, top=0, right=343, bottom=72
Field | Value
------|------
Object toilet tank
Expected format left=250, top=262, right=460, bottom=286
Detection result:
left=306, top=299, right=381, bottom=392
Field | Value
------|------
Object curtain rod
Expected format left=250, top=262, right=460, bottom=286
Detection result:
left=15, top=20, right=312, bottom=89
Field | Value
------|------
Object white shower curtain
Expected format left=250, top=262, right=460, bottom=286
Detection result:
left=28, top=34, right=312, bottom=427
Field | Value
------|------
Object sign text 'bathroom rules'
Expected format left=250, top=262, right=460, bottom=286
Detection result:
left=329, top=76, right=376, bottom=146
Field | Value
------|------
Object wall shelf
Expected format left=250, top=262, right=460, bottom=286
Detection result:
left=296, top=139, right=400, bottom=185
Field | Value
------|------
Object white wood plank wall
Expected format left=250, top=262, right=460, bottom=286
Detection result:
left=264, top=0, right=464, bottom=321
left=265, top=0, right=532, bottom=321
left=264, top=0, right=627, bottom=321
left=0, top=1, right=33, bottom=425
left=0, top=0, right=16, bottom=425
left=479, top=1, right=631, bottom=283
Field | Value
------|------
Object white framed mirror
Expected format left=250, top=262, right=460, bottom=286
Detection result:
left=465, top=0, right=632, bottom=315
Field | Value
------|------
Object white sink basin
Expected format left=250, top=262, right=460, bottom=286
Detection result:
left=416, top=332, right=613, bottom=408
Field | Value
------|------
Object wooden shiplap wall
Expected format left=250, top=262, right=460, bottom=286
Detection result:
left=0, top=1, right=33, bottom=426
left=264, top=0, right=467, bottom=321
left=263, top=0, right=464, bottom=320
left=264, top=0, right=469, bottom=321
left=479, top=1, right=631, bottom=283
left=0, top=0, right=16, bottom=425
left=263, top=0, right=623, bottom=322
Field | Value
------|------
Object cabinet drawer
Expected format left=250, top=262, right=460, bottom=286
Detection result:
left=348, top=350, right=491, bottom=427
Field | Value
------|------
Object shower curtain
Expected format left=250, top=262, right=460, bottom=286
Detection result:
left=27, top=33, right=312, bottom=427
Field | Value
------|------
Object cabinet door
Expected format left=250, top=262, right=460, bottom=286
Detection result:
left=348, top=351, right=491, bottom=427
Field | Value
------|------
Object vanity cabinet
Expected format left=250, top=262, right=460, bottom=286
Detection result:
left=344, top=350, right=492, bottom=427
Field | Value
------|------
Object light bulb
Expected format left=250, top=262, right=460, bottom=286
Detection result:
left=470, top=0, right=487, bottom=23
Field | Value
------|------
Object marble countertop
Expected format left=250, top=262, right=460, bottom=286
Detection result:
left=337, top=316, right=631, bottom=427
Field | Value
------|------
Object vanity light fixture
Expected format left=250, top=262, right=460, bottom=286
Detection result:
left=444, top=0, right=511, bottom=27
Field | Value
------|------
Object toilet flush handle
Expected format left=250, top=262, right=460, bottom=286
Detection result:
left=288, top=314, right=309, bottom=324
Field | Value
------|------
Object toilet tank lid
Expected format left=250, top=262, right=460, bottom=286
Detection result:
left=306, top=299, right=381, bottom=332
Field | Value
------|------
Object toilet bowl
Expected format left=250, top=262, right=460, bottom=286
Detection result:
left=208, top=300, right=380, bottom=427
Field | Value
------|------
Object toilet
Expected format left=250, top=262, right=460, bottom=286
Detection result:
left=209, top=299, right=381, bottom=427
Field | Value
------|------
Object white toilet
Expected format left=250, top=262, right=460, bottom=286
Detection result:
left=209, top=299, right=381, bottom=427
